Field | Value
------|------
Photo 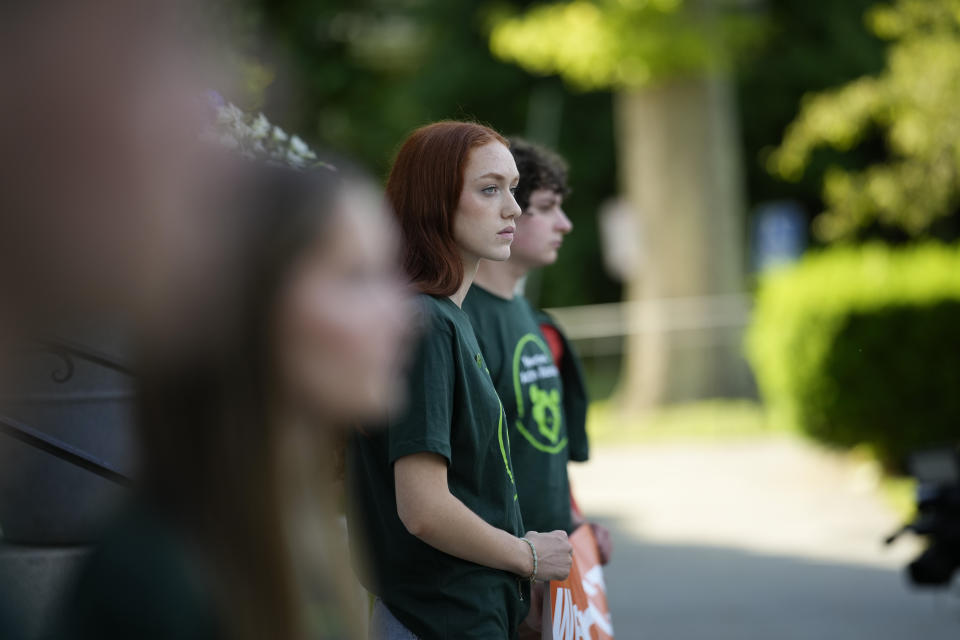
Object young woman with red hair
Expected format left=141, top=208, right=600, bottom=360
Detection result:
left=347, top=122, right=573, bottom=639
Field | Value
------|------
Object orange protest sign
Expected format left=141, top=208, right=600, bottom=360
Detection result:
left=545, top=525, right=614, bottom=639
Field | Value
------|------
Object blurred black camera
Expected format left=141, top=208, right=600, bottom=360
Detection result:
left=886, top=448, right=960, bottom=587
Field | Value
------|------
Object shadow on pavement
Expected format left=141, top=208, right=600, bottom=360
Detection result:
left=592, top=514, right=960, bottom=640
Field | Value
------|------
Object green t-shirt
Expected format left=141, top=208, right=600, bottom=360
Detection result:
left=0, top=593, right=23, bottom=640
left=463, top=286, right=573, bottom=534
left=347, top=294, right=529, bottom=640
left=55, top=503, right=348, bottom=640
left=53, top=503, right=223, bottom=640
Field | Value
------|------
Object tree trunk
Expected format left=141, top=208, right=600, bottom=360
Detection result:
left=615, top=74, right=750, bottom=410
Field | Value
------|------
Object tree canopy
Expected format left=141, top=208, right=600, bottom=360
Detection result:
left=489, top=0, right=764, bottom=90
left=236, top=0, right=899, bottom=307
left=769, top=0, right=960, bottom=242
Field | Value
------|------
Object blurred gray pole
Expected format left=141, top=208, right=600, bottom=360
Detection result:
left=615, top=74, right=747, bottom=409
left=522, top=82, right=565, bottom=306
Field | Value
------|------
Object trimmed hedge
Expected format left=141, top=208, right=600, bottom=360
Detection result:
left=746, top=244, right=960, bottom=468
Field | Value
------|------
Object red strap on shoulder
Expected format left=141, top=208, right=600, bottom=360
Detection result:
left=539, top=323, right=565, bottom=366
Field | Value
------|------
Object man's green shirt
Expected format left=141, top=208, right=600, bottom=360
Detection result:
left=463, top=285, right=573, bottom=534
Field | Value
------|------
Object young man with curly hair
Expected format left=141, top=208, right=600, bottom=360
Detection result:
left=464, top=138, right=612, bottom=636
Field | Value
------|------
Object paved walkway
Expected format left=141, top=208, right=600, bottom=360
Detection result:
left=569, top=436, right=960, bottom=640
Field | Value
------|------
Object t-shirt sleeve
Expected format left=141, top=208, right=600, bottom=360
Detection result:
left=388, top=317, right=456, bottom=464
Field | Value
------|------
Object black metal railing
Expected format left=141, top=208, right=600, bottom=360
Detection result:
left=0, top=414, right=131, bottom=487
left=0, top=340, right=134, bottom=487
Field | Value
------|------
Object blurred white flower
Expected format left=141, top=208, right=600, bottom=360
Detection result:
left=203, top=99, right=320, bottom=169
left=251, top=113, right=270, bottom=138
left=290, top=135, right=310, bottom=156
left=217, top=103, right=245, bottom=126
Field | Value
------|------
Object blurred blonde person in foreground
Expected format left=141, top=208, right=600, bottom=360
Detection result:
left=0, top=4, right=230, bottom=638
left=55, top=162, right=413, bottom=640
left=0, top=0, right=226, bottom=347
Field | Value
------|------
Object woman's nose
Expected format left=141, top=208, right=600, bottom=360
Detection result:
left=506, top=194, right=522, bottom=219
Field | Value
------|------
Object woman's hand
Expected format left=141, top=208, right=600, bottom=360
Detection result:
left=523, top=530, right=572, bottom=581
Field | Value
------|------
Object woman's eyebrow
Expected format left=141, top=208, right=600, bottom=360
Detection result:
left=475, top=171, right=519, bottom=182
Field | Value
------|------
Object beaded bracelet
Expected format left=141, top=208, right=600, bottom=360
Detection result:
left=520, top=537, right=538, bottom=582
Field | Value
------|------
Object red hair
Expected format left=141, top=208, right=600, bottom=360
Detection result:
left=386, top=121, right=509, bottom=296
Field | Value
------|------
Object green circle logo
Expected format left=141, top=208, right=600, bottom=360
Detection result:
left=512, top=333, right=567, bottom=454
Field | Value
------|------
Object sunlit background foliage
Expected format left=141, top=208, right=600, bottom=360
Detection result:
left=770, top=0, right=960, bottom=242
left=234, top=0, right=940, bottom=305
left=489, top=0, right=764, bottom=90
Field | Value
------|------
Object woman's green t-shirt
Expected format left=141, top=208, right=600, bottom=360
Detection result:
left=347, top=294, right=529, bottom=640
left=52, top=503, right=223, bottom=640
left=463, top=285, right=573, bottom=534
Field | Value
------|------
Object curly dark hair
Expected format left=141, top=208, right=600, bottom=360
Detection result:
left=507, top=137, right=571, bottom=212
